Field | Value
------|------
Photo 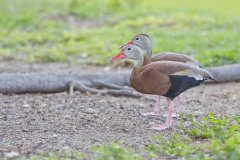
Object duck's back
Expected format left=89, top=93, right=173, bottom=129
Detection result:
left=151, top=52, right=201, bottom=68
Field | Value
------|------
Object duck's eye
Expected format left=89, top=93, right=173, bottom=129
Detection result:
left=127, top=47, right=131, bottom=50
left=136, top=37, right=139, bottom=40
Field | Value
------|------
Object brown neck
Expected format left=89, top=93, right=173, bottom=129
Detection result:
left=143, top=55, right=151, bottom=66
left=131, top=66, right=139, bottom=78
left=131, top=65, right=141, bottom=87
left=131, top=53, right=144, bottom=76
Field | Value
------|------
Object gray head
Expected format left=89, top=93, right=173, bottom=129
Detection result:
left=112, top=44, right=145, bottom=69
left=120, top=34, right=152, bottom=57
left=112, top=44, right=143, bottom=61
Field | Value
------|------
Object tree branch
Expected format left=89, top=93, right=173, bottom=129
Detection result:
left=0, top=64, right=239, bottom=97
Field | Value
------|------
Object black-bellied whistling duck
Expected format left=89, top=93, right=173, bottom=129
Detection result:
left=120, top=34, right=202, bottom=117
left=112, top=44, right=215, bottom=130
left=120, top=34, right=201, bottom=67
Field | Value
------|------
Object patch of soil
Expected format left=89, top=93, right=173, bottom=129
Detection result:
left=0, top=62, right=240, bottom=158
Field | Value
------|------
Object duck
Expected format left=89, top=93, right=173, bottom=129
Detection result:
left=112, top=44, right=215, bottom=130
left=119, top=34, right=202, bottom=117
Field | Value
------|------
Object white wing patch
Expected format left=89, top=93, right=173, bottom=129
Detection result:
left=187, top=69, right=204, bottom=80
left=172, top=69, right=204, bottom=80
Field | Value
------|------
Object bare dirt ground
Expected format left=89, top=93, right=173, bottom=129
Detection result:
left=0, top=61, right=240, bottom=158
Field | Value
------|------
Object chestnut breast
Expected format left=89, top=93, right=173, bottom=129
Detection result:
left=130, top=68, right=171, bottom=96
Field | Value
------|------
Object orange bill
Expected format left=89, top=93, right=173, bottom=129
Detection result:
left=118, top=40, right=133, bottom=49
left=111, top=51, right=126, bottom=60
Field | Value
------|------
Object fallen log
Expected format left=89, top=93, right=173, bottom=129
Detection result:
left=0, top=64, right=239, bottom=97
left=206, top=64, right=240, bottom=83
left=0, top=72, right=135, bottom=97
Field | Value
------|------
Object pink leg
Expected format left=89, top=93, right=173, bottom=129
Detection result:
left=141, top=96, right=163, bottom=116
left=175, top=95, right=181, bottom=113
left=149, top=98, right=174, bottom=131
left=163, top=96, right=181, bottom=118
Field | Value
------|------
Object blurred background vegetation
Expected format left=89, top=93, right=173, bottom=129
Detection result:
left=0, top=0, right=239, bottom=66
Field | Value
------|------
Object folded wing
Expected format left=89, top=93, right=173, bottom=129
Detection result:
left=151, top=52, right=202, bottom=68
left=141, top=61, right=216, bottom=99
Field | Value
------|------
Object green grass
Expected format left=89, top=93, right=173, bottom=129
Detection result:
left=1, top=0, right=240, bottom=66
left=92, top=143, right=143, bottom=160
left=146, top=113, right=240, bottom=160
left=28, top=149, right=85, bottom=160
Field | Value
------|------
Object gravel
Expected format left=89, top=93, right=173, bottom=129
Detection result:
left=0, top=61, right=239, bottom=158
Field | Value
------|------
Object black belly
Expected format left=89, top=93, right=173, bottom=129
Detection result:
left=164, top=75, right=204, bottom=100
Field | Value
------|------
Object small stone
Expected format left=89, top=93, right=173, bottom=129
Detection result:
left=84, top=108, right=96, bottom=114
left=99, top=99, right=106, bottom=103
left=22, top=129, right=30, bottom=132
left=81, top=53, right=88, bottom=58
left=149, top=122, right=155, bottom=125
left=62, top=146, right=71, bottom=150
left=122, top=128, right=128, bottom=133
left=193, top=111, right=204, bottom=116
left=40, top=104, right=48, bottom=107
left=104, top=66, right=111, bottom=71
left=5, top=151, right=19, bottom=158
left=22, top=104, right=30, bottom=107
left=64, top=115, right=71, bottom=118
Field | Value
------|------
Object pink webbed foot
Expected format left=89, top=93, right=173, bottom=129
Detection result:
left=148, top=98, right=175, bottom=131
